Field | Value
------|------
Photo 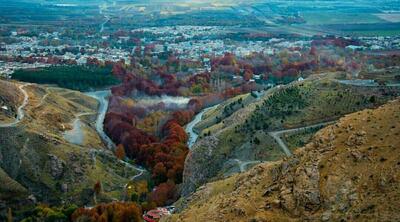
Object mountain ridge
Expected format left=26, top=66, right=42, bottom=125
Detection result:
left=166, top=98, right=400, bottom=222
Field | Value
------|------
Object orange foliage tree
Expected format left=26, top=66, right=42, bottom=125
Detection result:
left=115, top=144, right=126, bottom=160
left=72, top=202, right=142, bottom=222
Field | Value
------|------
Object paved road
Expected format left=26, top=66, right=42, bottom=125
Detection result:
left=269, top=121, right=336, bottom=157
left=0, top=83, right=30, bottom=128
left=336, top=79, right=400, bottom=87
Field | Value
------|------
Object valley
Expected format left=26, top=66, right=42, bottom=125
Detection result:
left=0, top=1, right=400, bottom=221
left=0, top=80, right=142, bottom=215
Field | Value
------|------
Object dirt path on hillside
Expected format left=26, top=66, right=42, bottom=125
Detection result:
left=0, top=83, right=31, bottom=128
left=269, top=121, right=336, bottom=156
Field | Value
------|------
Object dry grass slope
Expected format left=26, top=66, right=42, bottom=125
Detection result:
left=0, top=80, right=138, bottom=208
left=167, top=98, right=400, bottom=222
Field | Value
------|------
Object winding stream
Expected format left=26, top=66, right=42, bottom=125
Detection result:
left=86, top=90, right=147, bottom=184
left=85, top=90, right=115, bottom=149
left=185, top=105, right=218, bottom=149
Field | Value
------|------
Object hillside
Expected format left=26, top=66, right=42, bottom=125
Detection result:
left=182, top=72, right=400, bottom=196
left=167, top=98, right=400, bottom=221
left=0, top=80, right=139, bottom=218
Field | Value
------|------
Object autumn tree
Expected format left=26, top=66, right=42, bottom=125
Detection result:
left=72, top=202, right=142, bottom=222
left=7, top=208, right=12, bottom=222
left=93, top=181, right=102, bottom=205
left=115, top=144, right=126, bottom=160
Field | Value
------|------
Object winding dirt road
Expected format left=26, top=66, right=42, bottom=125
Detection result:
left=0, top=83, right=30, bottom=128
left=63, top=112, right=95, bottom=145
left=232, top=159, right=261, bottom=172
left=269, top=121, right=336, bottom=157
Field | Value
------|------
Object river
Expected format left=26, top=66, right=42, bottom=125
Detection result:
left=185, top=105, right=218, bottom=149
left=85, top=90, right=115, bottom=149
left=86, top=90, right=150, bottom=183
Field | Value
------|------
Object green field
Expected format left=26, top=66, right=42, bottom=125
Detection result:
left=341, top=29, right=400, bottom=36
left=302, top=12, right=385, bottom=25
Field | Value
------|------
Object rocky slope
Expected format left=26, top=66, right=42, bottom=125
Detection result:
left=182, top=73, right=400, bottom=196
left=0, top=80, right=138, bottom=216
left=167, top=98, right=400, bottom=221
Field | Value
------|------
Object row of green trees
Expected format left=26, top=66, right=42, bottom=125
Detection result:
left=12, top=65, right=119, bottom=91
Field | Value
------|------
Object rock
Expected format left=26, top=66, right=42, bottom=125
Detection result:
left=263, top=183, right=278, bottom=197
left=346, top=131, right=367, bottom=146
left=61, top=183, right=68, bottom=193
left=48, top=154, right=65, bottom=179
left=293, top=165, right=321, bottom=211
left=248, top=217, right=267, bottom=222
left=231, top=207, right=246, bottom=216
left=349, top=193, right=358, bottom=202
left=271, top=199, right=281, bottom=208
left=322, top=210, right=332, bottom=221
left=28, top=195, right=37, bottom=204
left=270, top=166, right=281, bottom=181
left=350, top=150, right=363, bottom=161
left=280, top=194, right=295, bottom=211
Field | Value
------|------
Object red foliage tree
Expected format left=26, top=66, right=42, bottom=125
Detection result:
left=72, top=202, right=142, bottom=222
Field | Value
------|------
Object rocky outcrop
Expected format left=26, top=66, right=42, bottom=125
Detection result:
left=182, top=136, right=221, bottom=196
left=48, top=154, right=65, bottom=179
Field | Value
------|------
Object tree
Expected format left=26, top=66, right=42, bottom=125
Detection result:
left=153, top=162, right=167, bottom=183
left=72, top=202, right=142, bottom=222
left=131, top=192, right=139, bottom=202
left=115, top=144, right=126, bottom=160
left=7, top=208, right=12, bottom=222
left=93, top=181, right=102, bottom=205
left=254, top=137, right=261, bottom=145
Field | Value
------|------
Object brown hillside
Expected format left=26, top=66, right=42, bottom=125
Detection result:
left=166, top=98, right=400, bottom=222
left=0, top=80, right=139, bottom=209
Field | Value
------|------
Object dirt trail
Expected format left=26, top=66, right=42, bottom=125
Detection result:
left=0, top=83, right=31, bottom=128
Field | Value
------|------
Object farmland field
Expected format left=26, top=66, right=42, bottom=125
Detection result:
left=302, top=12, right=385, bottom=25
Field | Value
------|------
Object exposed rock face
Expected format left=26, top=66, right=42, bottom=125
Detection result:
left=166, top=99, right=400, bottom=222
left=182, top=136, right=221, bottom=196
left=48, top=154, right=65, bottom=179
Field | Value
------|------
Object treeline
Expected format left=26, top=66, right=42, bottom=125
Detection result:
left=72, top=202, right=141, bottom=222
left=12, top=65, right=119, bottom=91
